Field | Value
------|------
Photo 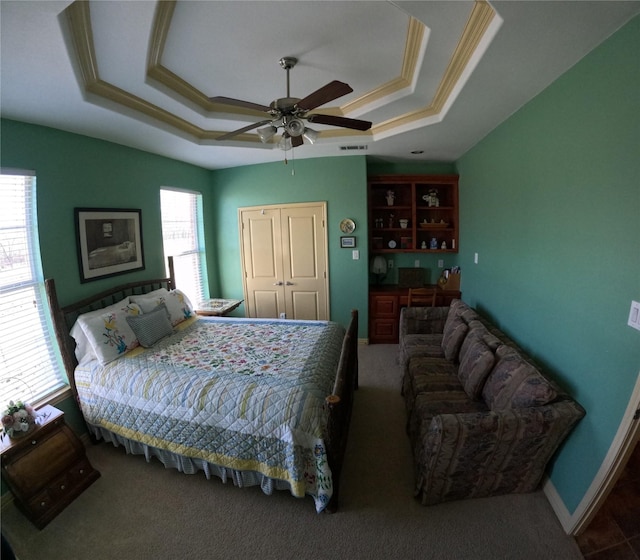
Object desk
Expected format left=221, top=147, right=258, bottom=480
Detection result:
left=369, top=285, right=461, bottom=344
left=196, top=299, right=243, bottom=316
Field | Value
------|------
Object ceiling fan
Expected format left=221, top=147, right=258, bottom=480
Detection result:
left=211, top=56, right=372, bottom=149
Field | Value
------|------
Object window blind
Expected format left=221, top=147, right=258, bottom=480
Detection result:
left=0, top=171, right=66, bottom=406
left=160, top=188, right=208, bottom=306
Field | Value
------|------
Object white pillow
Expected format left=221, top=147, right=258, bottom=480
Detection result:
left=130, top=288, right=170, bottom=303
left=131, top=289, right=194, bottom=326
left=78, top=302, right=143, bottom=365
left=70, top=297, right=131, bottom=363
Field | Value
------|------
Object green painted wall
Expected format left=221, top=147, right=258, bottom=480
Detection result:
left=0, top=119, right=216, bottom=306
left=210, top=156, right=369, bottom=335
left=455, top=15, right=640, bottom=513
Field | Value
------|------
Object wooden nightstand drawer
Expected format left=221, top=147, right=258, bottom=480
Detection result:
left=1, top=405, right=100, bottom=528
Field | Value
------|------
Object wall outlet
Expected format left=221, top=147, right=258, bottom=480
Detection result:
left=628, top=300, right=640, bottom=332
left=438, top=259, right=444, bottom=268
left=279, top=312, right=286, bottom=319
left=414, top=260, right=420, bottom=268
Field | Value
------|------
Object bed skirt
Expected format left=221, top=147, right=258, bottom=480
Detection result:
left=89, top=424, right=304, bottom=501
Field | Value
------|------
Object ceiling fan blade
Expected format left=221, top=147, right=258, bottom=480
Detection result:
left=307, top=113, right=372, bottom=131
left=216, top=120, right=273, bottom=141
left=296, top=81, right=353, bottom=111
left=291, top=135, right=304, bottom=148
left=210, top=96, right=271, bottom=113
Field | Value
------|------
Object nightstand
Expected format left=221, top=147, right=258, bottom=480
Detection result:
left=196, top=298, right=243, bottom=316
left=0, top=404, right=100, bottom=529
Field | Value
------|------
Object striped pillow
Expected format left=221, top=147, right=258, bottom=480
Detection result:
left=126, top=303, right=173, bottom=348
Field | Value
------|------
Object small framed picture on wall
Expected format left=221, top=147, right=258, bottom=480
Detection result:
left=340, top=236, right=356, bottom=248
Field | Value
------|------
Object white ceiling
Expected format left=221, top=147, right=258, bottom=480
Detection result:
left=2, top=1, right=639, bottom=170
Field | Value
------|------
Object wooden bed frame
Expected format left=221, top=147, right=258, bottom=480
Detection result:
left=45, top=258, right=358, bottom=513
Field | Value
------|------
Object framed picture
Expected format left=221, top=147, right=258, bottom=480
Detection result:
left=75, top=208, right=145, bottom=282
left=340, top=236, right=356, bottom=248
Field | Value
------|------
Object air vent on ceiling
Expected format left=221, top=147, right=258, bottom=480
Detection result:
left=339, top=145, right=368, bottom=151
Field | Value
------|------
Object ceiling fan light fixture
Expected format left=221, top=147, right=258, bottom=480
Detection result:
left=257, top=125, right=277, bottom=143
left=278, top=134, right=293, bottom=151
left=303, top=127, right=319, bottom=144
left=284, top=118, right=305, bottom=137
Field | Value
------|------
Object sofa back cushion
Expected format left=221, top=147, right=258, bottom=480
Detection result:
left=457, top=330, right=496, bottom=399
left=482, top=346, right=557, bottom=410
left=441, top=315, right=469, bottom=362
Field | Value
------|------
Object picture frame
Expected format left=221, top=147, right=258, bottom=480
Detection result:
left=75, top=208, right=145, bottom=282
left=340, top=236, right=356, bottom=248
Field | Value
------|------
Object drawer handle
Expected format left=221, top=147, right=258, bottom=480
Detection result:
left=79, top=469, right=85, bottom=475
left=60, top=484, right=65, bottom=490
left=40, top=501, right=47, bottom=507
left=31, top=440, right=37, bottom=445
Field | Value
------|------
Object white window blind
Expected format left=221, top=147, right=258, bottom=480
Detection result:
left=0, top=171, right=66, bottom=406
left=160, top=188, right=208, bottom=306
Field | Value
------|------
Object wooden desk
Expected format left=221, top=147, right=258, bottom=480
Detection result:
left=369, top=285, right=461, bottom=344
left=196, top=299, right=243, bottom=316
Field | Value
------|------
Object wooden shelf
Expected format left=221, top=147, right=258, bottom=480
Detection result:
left=368, top=175, right=459, bottom=255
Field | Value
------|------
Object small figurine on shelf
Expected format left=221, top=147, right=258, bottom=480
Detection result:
left=388, top=214, right=395, bottom=228
left=385, top=190, right=395, bottom=206
left=430, top=237, right=438, bottom=250
left=375, top=218, right=384, bottom=229
left=421, top=241, right=427, bottom=249
left=441, top=241, right=447, bottom=250
left=422, top=189, right=440, bottom=207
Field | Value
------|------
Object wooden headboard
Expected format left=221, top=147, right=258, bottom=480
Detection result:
left=45, top=257, right=176, bottom=401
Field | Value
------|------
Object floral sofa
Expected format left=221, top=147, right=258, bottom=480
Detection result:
left=399, top=299, right=585, bottom=506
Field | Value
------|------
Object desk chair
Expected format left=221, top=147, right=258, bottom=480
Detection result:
left=407, top=287, right=439, bottom=307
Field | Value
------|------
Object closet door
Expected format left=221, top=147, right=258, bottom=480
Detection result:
left=239, top=207, right=284, bottom=318
left=239, top=203, right=329, bottom=320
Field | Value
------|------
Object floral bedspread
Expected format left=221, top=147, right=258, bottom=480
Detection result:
left=75, top=316, right=346, bottom=512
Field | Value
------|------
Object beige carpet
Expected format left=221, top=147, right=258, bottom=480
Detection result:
left=1, top=344, right=583, bottom=560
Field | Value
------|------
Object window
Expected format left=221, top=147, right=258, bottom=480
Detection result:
left=160, top=188, right=208, bottom=306
left=0, top=171, right=66, bottom=406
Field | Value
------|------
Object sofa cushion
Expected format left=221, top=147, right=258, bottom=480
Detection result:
left=482, top=347, right=557, bottom=410
left=441, top=315, right=469, bottom=362
left=403, top=334, right=444, bottom=359
left=457, top=332, right=496, bottom=400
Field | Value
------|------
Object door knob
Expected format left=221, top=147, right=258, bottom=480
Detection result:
left=273, top=281, right=283, bottom=286
left=285, top=281, right=294, bottom=286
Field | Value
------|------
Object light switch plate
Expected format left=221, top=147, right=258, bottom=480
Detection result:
left=628, top=300, right=640, bottom=331
left=352, top=250, right=359, bottom=260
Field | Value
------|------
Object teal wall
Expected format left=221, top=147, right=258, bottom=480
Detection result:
left=455, top=15, right=640, bottom=513
left=0, top=119, right=216, bottom=306
left=210, top=156, right=369, bottom=335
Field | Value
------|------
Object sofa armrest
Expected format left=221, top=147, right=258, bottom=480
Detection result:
left=415, top=400, right=585, bottom=505
left=399, top=306, right=450, bottom=339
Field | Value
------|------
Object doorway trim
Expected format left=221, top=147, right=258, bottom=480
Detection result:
left=544, top=371, right=640, bottom=535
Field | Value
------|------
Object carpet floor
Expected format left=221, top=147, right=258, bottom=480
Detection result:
left=1, top=343, right=583, bottom=559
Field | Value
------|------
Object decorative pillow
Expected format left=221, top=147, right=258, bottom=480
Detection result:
left=457, top=335, right=496, bottom=400
left=78, top=302, right=143, bottom=365
left=70, top=297, right=131, bottom=363
left=126, top=303, right=173, bottom=348
left=132, top=289, right=193, bottom=326
left=482, top=348, right=557, bottom=410
left=130, top=288, right=170, bottom=303
left=441, top=316, right=469, bottom=362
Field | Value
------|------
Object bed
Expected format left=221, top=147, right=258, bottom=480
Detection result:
left=45, top=261, right=358, bottom=513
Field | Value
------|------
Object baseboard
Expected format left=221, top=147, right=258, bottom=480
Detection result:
left=542, top=476, right=574, bottom=534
